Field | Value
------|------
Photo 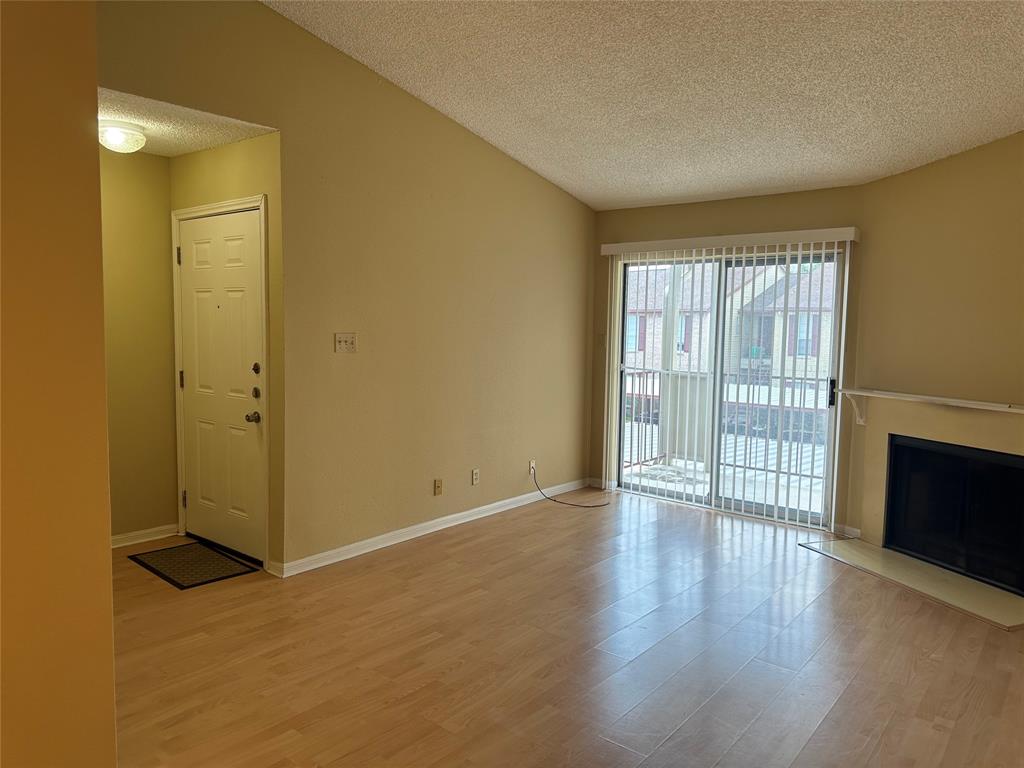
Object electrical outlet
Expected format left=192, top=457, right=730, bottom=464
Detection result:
left=529, top=459, right=536, bottom=475
left=433, top=478, right=443, bottom=496
left=334, top=332, right=358, bottom=353
left=471, top=468, right=480, bottom=486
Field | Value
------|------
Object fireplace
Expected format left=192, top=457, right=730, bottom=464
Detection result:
left=884, top=434, right=1024, bottom=596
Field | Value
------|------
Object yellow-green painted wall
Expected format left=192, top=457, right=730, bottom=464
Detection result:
left=100, top=149, right=178, bottom=536
left=98, top=2, right=596, bottom=563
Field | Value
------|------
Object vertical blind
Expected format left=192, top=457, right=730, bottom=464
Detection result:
left=616, top=237, right=851, bottom=529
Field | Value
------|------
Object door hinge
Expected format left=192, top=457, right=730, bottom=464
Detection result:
left=828, top=377, right=838, bottom=408
left=176, top=246, right=181, bottom=265
left=182, top=490, right=188, bottom=508
left=179, top=369, right=184, bottom=389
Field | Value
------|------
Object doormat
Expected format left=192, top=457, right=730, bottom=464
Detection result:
left=128, top=541, right=258, bottom=590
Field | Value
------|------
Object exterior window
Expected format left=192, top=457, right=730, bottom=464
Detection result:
left=625, top=314, right=646, bottom=352
left=789, top=313, right=821, bottom=356
left=676, top=313, right=693, bottom=353
left=742, top=315, right=774, bottom=359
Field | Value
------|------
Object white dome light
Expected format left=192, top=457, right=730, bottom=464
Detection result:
left=98, top=120, right=146, bottom=153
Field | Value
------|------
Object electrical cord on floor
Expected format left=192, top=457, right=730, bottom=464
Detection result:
left=531, top=467, right=610, bottom=508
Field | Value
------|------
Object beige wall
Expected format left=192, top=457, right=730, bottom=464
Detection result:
left=168, top=132, right=285, bottom=561
left=98, top=2, right=596, bottom=564
left=100, top=149, right=178, bottom=536
left=593, top=133, right=1024, bottom=533
left=1, top=2, right=118, bottom=765
left=846, top=132, right=1024, bottom=540
left=856, top=133, right=1024, bottom=404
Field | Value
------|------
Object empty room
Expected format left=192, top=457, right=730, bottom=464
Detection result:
left=2, top=2, right=1022, bottom=767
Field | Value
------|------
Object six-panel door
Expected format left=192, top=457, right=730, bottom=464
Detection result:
left=179, top=209, right=266, bottom=559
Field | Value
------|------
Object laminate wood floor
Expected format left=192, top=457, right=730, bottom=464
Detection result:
left=113, top=490, right=1023, bottom=768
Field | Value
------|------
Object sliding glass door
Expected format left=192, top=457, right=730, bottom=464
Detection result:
left=618, top=243, right=844, bottom=528
left=620, top=260, right=718, bottom=505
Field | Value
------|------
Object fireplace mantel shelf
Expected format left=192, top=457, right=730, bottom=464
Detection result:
left=840, top=387, right=1024, bottom=425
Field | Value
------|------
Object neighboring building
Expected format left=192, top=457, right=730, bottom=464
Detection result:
left=621, top=259, right=837, bottom=473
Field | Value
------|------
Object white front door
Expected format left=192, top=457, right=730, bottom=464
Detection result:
left=178, top=208, right=266, bottom=560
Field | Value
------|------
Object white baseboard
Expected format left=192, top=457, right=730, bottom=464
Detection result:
left=268, top=478, right=594, bottom=578
left=111, top=524, right=180, bottom=548
left=836, top=525, right=861, bottom=539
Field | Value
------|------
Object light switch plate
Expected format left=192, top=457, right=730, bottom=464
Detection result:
left=334, top=332, right=358, bottom=353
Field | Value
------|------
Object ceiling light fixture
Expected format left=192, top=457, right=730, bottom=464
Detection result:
left=98, top=120, right=146, bottom=153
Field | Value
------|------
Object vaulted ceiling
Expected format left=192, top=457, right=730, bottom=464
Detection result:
left=265, top=1, right=1024, bottom=210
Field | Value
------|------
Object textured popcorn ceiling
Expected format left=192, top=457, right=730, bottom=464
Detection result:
left=264, top=1, right=1024, bottom=210
left=98, top=88, right=275, bottom=157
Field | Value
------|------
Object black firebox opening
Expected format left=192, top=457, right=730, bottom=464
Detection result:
left=884, top=434, right=1024, bottom=597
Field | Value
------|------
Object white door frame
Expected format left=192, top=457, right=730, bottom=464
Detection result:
left=171, top=195, right=270, bottom=564
left=601, top=253, right=627, bottom=490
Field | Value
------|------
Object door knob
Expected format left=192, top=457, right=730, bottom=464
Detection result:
left=244, top=411, right=262, bottom=424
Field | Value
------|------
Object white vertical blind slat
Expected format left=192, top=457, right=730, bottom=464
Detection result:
left=617, top=238, right=848, bottom=530
left=773, top=243, right=792, bottom=525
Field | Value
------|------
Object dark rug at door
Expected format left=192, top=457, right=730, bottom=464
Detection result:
left=128, top=541, right=258, bottom=590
